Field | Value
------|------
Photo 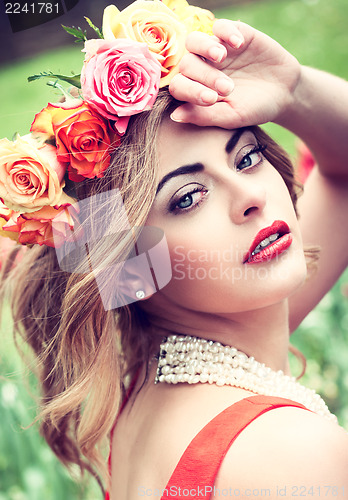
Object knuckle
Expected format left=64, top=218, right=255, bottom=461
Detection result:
left=185, top=31, right=208, bottom=51
left=213, top=18, right=238, bottom=35
left=178, top=54, right=192, bottom=73
left=202, top=66, right=218, bottom=86
left=185, top=31, right=200, bottom=49
left=168, top=74, right=181, bottom=94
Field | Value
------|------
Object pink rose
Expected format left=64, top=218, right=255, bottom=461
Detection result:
left=81, top=39, right=161, bottom=132
left=102, top=1, right=187, bottom=87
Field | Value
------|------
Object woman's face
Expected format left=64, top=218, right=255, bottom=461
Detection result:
left=145, top=118, right=307, bottom=314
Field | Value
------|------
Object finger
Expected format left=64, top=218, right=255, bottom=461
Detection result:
left=169, top=73, right=219, bottom=106
left=185, top=31, right=228, bottom=64
left=179, top=53, right=234, bottom=97
left=213, top=19, right=250, bottom=49
left=170, top=102, right=245, bottom=129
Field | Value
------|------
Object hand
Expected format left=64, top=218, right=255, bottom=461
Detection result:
left=169, top=20, right=301, bottom=129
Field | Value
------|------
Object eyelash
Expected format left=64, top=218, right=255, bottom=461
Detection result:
left=169, top=186, right=208, bottom=215
left=236, top=143, right=267, bottom=171
left=168, top=143, right=267, bottom=215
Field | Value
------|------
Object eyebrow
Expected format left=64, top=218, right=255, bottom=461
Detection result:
left=156, top=163, right=204, bottom=194
left=225, top=127, right=249, bottom=154
left=156, top=127, right=250, bottom=194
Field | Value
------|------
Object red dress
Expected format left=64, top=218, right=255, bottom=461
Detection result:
left=106, top=395, right=308, bottom=500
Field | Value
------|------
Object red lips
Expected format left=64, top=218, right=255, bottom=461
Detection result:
left=243, top=220, right=292, bottom=264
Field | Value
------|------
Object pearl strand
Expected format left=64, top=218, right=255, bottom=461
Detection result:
left=155, top=335, right=337, bottom=424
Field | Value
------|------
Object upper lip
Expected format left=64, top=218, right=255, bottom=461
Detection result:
left=243, top=220, right=290, bottom=263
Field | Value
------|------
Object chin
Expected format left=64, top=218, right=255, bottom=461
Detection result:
left=242, top=249, right=308, bottom=310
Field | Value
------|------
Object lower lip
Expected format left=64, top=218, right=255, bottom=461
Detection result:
left=245, top=233, right=293, bottom=264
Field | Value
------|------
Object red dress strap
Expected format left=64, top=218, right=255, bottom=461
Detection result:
left=160, top=395, right=309, bottom=500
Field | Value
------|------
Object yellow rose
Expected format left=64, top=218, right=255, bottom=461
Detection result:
left=102, top=0, right=187, bottom=87
left=162, top=0, right=215, bottom=35
left=180, top=5, right=215, bottom=35
left=161, top=0, right=189, bottom=13
left=0, top=135, right=66, bottom=213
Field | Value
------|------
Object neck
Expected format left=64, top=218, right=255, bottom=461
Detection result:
left=144, top=298, right=291, bottom=374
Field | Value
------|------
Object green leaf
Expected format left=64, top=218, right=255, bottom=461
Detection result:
left=61, top=24, right=87, bottom=43
left=84, top=16, right=103, bottom=39
left=27, top=71, right=81, bottom=89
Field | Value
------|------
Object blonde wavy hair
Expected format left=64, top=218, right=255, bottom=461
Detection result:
left=0, top=89, right=313, bottom=492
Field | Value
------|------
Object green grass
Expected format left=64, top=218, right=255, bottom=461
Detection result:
left=0, top=46, right=83, bottom=140
left=0, top=0, right=348, bottom=498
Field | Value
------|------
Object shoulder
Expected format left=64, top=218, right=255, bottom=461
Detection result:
left=216, top=403, right=348, bottom=495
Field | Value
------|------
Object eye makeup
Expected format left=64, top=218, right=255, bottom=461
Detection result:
left=155, top=129, right=267, bottom=217
left=168, top=183, right=209, bottom=215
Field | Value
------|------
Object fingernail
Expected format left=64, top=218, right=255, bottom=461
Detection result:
left=200, top=89, right=217, bottom=104
left=209, top=46, right=225, bottom=63
left=229, top=35, right=244, bottom=49
left=171, top=110, right=185, bottom=122
left=215, top=77, right=234, bottom=96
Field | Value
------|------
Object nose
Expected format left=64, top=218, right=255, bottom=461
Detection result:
left=226, top=175, right=267, bottom=225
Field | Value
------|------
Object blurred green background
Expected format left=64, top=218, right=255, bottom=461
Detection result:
left=0, top=0, right=348, bottom=498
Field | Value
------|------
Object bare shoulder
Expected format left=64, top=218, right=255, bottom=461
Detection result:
left=216, top=404, right=348, bottom=497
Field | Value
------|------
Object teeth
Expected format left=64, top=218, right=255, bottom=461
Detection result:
left=260, top=237, right=270, bottom=248
left=251, top=233, right=280, bottom=256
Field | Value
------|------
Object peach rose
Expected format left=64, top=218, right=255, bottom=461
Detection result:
left=0, top=202, right=19, bottom=243
left=0, top=135, right=65, bottom=213
left=3, top=202, right=76, bottom=248
left=102, top=1, right=187, bottom=87
left=81, top=39, right=161, bottom=128
left=31, top=101, right=118, bottom=181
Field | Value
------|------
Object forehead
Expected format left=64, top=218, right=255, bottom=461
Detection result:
left=157, top=117, right=235, bottom=176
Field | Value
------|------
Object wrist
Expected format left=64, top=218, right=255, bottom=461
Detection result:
left=274, top=64, right=308, bottom=131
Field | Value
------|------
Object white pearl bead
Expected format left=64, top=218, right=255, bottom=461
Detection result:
left=216, top=377, right=226, bottom=386
left=155, top=335, right=337, bottom=425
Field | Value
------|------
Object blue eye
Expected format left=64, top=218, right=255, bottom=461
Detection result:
left=237, top=144, right=267, bottom=171
left=178, top=193, right=195, bottom=209
left=169, top=186, right=208, bottom=214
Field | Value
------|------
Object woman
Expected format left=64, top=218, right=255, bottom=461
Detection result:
left=0, top=1, right=347, bottom=498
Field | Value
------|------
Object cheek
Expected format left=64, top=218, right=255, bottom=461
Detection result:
left=270, top=167, right=297, bottom=210
left=162, top=231, right=247, bottom=312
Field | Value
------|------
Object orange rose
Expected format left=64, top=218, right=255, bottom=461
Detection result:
left=102, top=1, right=187, bottom=87
left=31, top=101, right=118, bottom=181
left=0, top=135, right=65, bottom=213
left=3, top=202, right=76, bottom=248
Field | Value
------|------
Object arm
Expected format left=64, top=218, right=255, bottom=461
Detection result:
left=169, top=21, right=348, bottom=328
left=277, top=67, right=348, bottom=329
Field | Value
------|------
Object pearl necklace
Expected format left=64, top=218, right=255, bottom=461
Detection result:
left=155, top=335, right=338, bottom=424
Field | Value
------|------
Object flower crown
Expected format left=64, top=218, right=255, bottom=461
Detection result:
left=0, top=0, right=215, bottom=248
